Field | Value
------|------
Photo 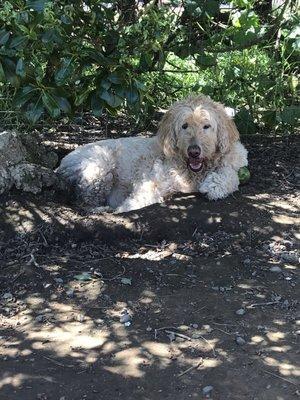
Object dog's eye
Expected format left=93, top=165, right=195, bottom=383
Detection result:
left=203, top=124, right=211, bottom=130
left=182, top=123, right=188, bottom=129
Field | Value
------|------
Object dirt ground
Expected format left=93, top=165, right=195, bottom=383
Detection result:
left=0, top=130, right=299, bottom=400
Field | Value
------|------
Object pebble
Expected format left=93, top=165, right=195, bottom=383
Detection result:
left=76, top=314, right=85, bottom=322
left=146, top=326, right=152, bottom=332
left=191, top=323, right=199, bottom=329
left=236, top=336, right=246, bottom=345
left=236, top=308, right=246, bottom=316
left=2, top=293, right=13, bottom=300
left=281, top=252, right=299, bottom=264
left=66, top=289, right=74, bottom=298
left=202, top=385, right=213, bottom=396
left=54, top=277, right=63, bottom=284
left=192, top=333, right=202, bottom=339
left=120, top=313, right=131, bottom=324
left=35, top=315, right=44, bottom=323
left=270, top=266, right=282, bottom=273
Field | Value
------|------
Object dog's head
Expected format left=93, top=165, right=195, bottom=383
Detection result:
left=157, top=95, right=239, bottom=172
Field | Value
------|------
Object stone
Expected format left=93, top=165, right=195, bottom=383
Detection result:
left=270, top=266, right=282, bottom=273
left=0, top=130, right=58, bottom=195
left=202, top=385, right=213, bottom=396
left=236, top=336, right=246, bottom=345
left=236, top=308, right=246, bottom=316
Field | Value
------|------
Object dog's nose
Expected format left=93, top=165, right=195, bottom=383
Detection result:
left=187, top=145, right=201, bottom=158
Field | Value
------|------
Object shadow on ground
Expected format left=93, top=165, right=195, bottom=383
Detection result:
left=0, top=135, right=299, bottom=400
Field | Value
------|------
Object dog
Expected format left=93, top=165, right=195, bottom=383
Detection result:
left=57, top=95, right=248, bottom=213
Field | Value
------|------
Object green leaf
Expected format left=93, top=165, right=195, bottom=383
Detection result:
left=107, top=72, right=121, bottom=84
left=0, top=30, right=10, bottom=46
left=75, top=88, right=92, bottom=106
left=16, top=59, right=26, bottom=78
left=9, top=36, right=28, bottom=50
left=26, top=0, right=49, bottom=13
left=13, top=85, right=38, bottom=108
left=2, top=57, right=19, bottom=87
left=25, top=99, right=44, bottom=123
left=125, top=87, right=139, bottom=104
left=99, top=89, right=123, bottom=108
left=91, top=93, right=103, bottom=117
left=56, top=96, right=71, bottom=114
left=234, top=108, right=257, bottom=134
left=55, top=57, right=73, bottom=86
left=0, top=62, right=5, bottom=82
left=280, top=106, right=300, bottom=125
left=42, top=92, right=61, bottom=118
left=100, top=79, right=111, bottom=90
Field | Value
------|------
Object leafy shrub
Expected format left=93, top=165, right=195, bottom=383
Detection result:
left=0, top=0, right=299, bottom=133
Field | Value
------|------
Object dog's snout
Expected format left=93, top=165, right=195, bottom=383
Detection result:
left=187, top=145, right=201, bottom=158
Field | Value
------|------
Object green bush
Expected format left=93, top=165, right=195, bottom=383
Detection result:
left=0, top=0, right=299, bottom=133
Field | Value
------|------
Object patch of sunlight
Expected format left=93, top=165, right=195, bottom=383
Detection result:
left=26, top=296, right=45, bottom=307
left=104, top=347, right=147, bottom=378
left=268, top=200, right=299, bottom=212
left=200, top=358, right=221, bottom=369
left=268, top=345, right=292, bottom=352
left=250, top=335, right=265, bottom=344
left=208, top=216, right=222, bottom=224
left=168, top=205, right=187, bottom=210
left=143, top=341, right=170, bottom=357
left=264, top=357, right=300, bottom=377
left=272, top=215, right=298, bottom=225
left=237, top=283, right=253, bottom=289
left=26, top=319, right=109, bottom=357
left=266, top=331, right=285, bottom=342
left=273, top=319, right=286, bottom=326
left=123, top=248, right=173, bottom=261
left=0, top=373, right=54, bottom=390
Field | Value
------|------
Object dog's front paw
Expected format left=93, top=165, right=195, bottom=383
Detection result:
left=199, top=173, right=229, bottom=200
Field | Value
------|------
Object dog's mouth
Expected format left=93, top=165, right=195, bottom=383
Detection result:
left=187, top=156, right=204, bottom=172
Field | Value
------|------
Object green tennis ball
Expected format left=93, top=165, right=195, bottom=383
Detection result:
left=238, top=166, right=250, bottom=184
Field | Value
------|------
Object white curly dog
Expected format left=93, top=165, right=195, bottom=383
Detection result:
left=57, top=95, right=248, bottom=213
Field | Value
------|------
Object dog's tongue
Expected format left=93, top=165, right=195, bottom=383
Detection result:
left=188, top=157, right=203, bottom=172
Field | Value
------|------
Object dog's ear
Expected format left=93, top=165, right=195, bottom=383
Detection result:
left=216, top=106, right=239, bottom=154
left=157, top=110, right=177, bottom=158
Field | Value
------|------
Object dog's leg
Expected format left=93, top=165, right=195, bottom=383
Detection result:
left=199, top=166, right=240, bottom=200
left=115, top=180, right=164, bottom=213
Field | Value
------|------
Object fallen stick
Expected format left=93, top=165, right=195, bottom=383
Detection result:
left=262, top=369, right=299, bottom=387
left=165, top=330, right=192, bottom=341
left=42, top=355, right=74, bottom=368
left=178, top=359, right=203, bottom=377
left=247, top=301, right=279, bottom=309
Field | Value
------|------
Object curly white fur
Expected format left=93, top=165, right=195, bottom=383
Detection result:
left=57, top=95, right=248, bottom=213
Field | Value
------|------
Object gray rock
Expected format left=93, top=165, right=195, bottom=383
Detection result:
left=270, top=266, right=282, bottom=273
left=236, top=308, right=246, bottom=316
left=236, top=336, right=246, bottom=345
left=202, top=385, right=213, bottom=395
left=35, top=315, right=44, bottom=323
left=2, top=292, right=13, bottom=300
left=280, top=252, right=299, bottom=264
left=120, top=313, right=131, bottom=324
left=0, top=130, right=58, bottom=195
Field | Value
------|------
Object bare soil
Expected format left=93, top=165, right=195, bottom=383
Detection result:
left=0, top=131, right=299, bottom=400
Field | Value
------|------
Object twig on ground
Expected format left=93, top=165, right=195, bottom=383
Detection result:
left=247, top=301, right=279, bottom=309
left=193, top=334, right=216, bottom=357
left=262, top=369, right=299, bottom=387
left=178, top=359, right=203, bottom=377
left=42, top=355, right=74, bottom=368
left=154, top=326, right=179, bottom=339
left=28, top=253, right=40, bottom=268
left=165, top=330, right=192, bottom=341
